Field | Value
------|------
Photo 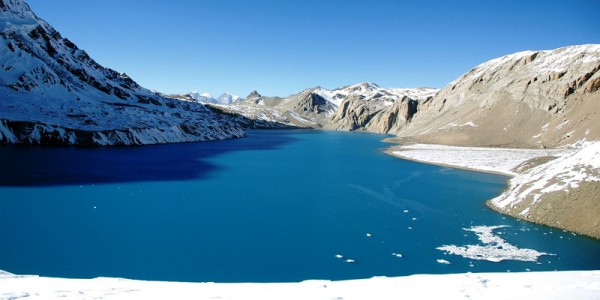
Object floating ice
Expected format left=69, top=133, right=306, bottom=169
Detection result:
left=345, top=259, right=355, bottom=263
left=436, top=225, right=552, bottom=262
left=392, top=253, right=403, bottom=258
left=437, top=259, right=451, bottom=264
left=335, top=254, right=343, bottom=259
left=366, top=233, right=372, bottom=237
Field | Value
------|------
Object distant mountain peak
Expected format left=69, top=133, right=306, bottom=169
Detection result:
left=247, top=90, right=262, bottom=98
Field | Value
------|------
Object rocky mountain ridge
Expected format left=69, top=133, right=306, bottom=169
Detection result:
left=399, top=45, right=600, bottom=148
left=211, top=45, right=599, bottom=150
left=0, top=0, right=244, bottom=145
left=210, top=83, right=438, bottom=129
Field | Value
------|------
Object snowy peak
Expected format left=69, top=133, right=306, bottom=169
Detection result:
left=217, top=93, right=243, bottom=105
left=0, top=0, right=36, bottom=20
left=314, top=83, right=438, bottom=107
left=188, top=91, right=215, bottom=103
left=185, top=91, right=243, bottom=105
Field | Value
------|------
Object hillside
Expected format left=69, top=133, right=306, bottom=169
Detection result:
left=0, top=0, right=244, bottom=146
left=399, top=45, right=600, bottom=148
left=488, top=142, right=600, bottom=238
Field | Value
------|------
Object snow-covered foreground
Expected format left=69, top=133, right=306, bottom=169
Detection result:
left=391, top=144, right=573, bottom=176
left=1, top=270, right=599, bottom=300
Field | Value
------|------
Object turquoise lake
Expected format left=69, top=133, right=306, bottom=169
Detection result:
left=0, top=129, right=599, bottom=282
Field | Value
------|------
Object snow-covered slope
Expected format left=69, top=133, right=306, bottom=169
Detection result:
left=489, top=142, right=600, bottom=238
left=0, top=0, right=244, bottom=145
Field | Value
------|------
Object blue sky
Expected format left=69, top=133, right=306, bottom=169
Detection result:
left=27, top=0, right=600, bottom=97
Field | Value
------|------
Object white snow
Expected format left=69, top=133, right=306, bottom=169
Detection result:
left=437, top=226, right=552, bottom=262
left=314, top=83, right=438, bottom=107
left=491, top=141, right=600, bottom=208
left=392, top=144, right=572, bottom=176
left=1, top=269, right=599, bottom=299
left=187, top=92, right=243, bottom=105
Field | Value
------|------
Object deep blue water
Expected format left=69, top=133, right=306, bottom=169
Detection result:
left=0, top=130, right=599, bottom=282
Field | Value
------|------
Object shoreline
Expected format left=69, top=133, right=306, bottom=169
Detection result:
left=383, top=143, right=572, bottom=177
left=383, top=148, right=515, bottom=177
left=382, top=141, right=600, bottom=240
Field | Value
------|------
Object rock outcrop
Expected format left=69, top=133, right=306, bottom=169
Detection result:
left=326, top=95, right=421, bottom=133
left=0, top=0, right=245, bottom=146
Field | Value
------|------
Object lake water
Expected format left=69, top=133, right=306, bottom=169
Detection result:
left=0, top=130, right=599, bottom=282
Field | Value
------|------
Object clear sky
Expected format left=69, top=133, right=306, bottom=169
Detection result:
left=26, top=0, right=600, bottom=98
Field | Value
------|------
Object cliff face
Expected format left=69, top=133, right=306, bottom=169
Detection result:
left=0, top=0, right=244, bottom=146
left=326, top=95, right=420, bottom=133
left=400, top=45, right=600, bottom=148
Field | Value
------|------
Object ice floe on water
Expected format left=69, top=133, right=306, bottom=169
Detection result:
left=436, top=225, right=552, bottom=262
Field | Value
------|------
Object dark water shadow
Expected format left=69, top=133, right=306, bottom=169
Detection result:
left=0, top=130, right=300, bottom=187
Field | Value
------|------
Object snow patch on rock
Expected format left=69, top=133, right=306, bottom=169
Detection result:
left=491, top=142, right=600, bottom=208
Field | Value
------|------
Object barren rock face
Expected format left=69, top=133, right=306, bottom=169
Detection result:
left=400, top=45, right=600, bottom=148
left=326, top=95, right=421, bottom=133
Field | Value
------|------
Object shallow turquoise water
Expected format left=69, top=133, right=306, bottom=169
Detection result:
left=0, top=130, right=599, bottom=282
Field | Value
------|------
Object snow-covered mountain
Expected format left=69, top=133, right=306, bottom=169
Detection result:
left=188, top=91, right=216, bottom=103
left=0, top=0, right=244, bottom=145
left=172, top=91, right=243, bottom=105
left=217, top=93, right=243, bottom=104
left=211, top=83, right=439, bottom=129
left=322, top=83, right=438, bottom=132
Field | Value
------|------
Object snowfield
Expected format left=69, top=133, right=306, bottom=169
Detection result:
left=1, top=270, right=599, bottom=300
left=391, top=144, right=574, bottom=176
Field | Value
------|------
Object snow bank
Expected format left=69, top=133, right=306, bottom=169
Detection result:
left=1, top=270, right=599, bottom=299
left=391, top=144, right=572, bottom=176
